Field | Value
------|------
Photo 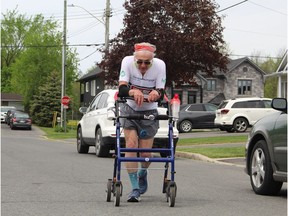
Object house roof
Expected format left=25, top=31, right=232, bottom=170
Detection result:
left=276, top=50, right=287, bottom=73
left=77, top=67, right=103, bottom=82
left=264, top=50, right=288, bottom=78
left=1, top=93, right=23, bottom=101
left=208, top=93, right=225, bottom=105
left=226, top=57, right=266, bottom=75
left=210, top=57, right=266, bottom=77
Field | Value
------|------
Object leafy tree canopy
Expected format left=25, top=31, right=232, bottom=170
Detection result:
left=99, top=0, right=229, bottom=87
left=1, top=9, right=79, bottom=111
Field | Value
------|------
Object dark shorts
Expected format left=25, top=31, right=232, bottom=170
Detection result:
left=120, top=104, right=159, bottom=139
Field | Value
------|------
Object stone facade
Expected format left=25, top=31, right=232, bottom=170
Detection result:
left=166, top=57, right=266, bottom=105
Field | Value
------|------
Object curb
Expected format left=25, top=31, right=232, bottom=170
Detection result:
left=175, top=151, right=245, bottom=168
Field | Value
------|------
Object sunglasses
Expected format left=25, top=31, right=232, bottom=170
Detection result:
left=136, top=59, right=152, bottom=66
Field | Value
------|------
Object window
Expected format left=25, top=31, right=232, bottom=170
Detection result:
left=81, top=83, right=85, bottom=94
left=238, top=79, right=252, bottom=95
left=188, top=91, right=196, bottom=104
left=85, top=82, right=89, bottom=93
left=207, top=79, right=216, bottom=91
left=187, top=104, right=203, bottom=111
left=204, top=104, right=217, bottom=111
left=89, top=94, right=101, bottom=111
left=242, top=67, right=248, bottom=72
left=91, top=80, right=96, bottom=96
left=97, top=93, right=109, bottom=109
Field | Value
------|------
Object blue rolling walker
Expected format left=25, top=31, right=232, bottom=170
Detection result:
left=106, top=97, right=177, bottom=207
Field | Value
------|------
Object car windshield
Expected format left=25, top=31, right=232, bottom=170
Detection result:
left=16, top=113, right=29, bottom=118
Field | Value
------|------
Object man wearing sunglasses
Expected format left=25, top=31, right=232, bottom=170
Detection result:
left=118, top=42, right=166, bottom=202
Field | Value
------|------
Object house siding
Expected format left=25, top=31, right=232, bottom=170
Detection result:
left=225, top=63, right=264, bottom=99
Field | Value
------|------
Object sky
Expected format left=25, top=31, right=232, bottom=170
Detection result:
left=1, top=0, right=287, bottom=74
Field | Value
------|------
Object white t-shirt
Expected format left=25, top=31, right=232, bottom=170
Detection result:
left=119, top=56, right=166, bottom=111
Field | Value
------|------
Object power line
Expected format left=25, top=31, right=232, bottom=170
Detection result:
left=248, top=0, right=287, bottom=16
left=217, top=0, right=248, bottom=13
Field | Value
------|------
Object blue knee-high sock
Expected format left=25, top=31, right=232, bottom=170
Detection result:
left=128, top=172, right=139, bottom=190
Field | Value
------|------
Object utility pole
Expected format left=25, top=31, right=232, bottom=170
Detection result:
left=105, top=0, right=110, bottom=53
left=61, top=0, right=67, bottom=131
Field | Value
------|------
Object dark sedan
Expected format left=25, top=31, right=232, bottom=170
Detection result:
left=177, top=103, right=218, bottom=133
left=10, top=112, right=32, bottom=130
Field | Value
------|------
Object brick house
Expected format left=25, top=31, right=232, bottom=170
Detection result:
left=169, top=57, right=266, bottom=105
left=78, top=57, right=266, bottom=106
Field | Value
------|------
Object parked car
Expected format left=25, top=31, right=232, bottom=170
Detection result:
left=1, top=106, right=16, bottom=123
left=77, top=89, right=179, bottom=157
left=5, top=109, right=21, bottom=125
left=245, top=98, right=287, bottom=195
left=214, top=97, right=279, bottom=132
left=177, top=103, right=218, bottom=133
left=10, top=111, right=32, bottom=130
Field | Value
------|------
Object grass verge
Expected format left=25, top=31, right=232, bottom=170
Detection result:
left=178, top=135, right=247, bottom=146
left=39, top=126, right=76, bottom=139
left=177, top=147, right=245, bottom=158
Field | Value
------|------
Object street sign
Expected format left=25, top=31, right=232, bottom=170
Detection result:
left=61, top=96, right=70, bottom=106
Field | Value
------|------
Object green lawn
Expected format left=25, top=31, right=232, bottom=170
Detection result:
left=39, top=126, right=77, bottom=139
left=177, top=135, right=247, bottom=145
left=177, top=147, right=245, bottom=158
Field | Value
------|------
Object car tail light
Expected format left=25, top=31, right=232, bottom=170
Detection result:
left=27, top=119, right=32, bottom=123
left=220, top=109, right=229, bottom=115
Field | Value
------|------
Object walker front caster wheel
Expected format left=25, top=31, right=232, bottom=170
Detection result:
left=166, top=181, right=177, bottom=207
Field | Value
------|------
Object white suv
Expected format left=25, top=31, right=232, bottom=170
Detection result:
left=214, top=97, right=280, bottom=133
left=77, top=89, right=179, bottom=157
left=1, top=106, right=16, bottom=123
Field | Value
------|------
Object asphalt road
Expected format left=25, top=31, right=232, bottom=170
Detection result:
left=1, top=124, right=287, bottom=216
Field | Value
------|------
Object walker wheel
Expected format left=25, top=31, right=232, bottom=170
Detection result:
left=114, top=181, right=122, bottom=207
left=166, top=181, right=177, bottom=207
left=106, top=179, right=112, bottom=202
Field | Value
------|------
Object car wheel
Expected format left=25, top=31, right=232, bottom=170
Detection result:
left=233, top=117, right=248, bottom=132
left=179, top=120, right=192, bottom=133
left=77, top=127, right=89, bottom=153
left=95, top=128, right=110, bottom=157
left=249, top=140, right=283, bottom=195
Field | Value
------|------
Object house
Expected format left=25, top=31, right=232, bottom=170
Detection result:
left=78, top=57, right=266, bottom=106
left=264, top=50, right=287, bottom=99
left=169, top=57, right=266, bottom=105
left=1, top=93, right=24, bottom=110
left=78, top=67, right=105, bottom=107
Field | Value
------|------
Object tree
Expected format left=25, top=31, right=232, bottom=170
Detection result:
left=250, top=49, right=285, bottom=98
left=1, top=9, right=30, bottom=92
left=30, top=70, right=62, bottom=127
left=1, top=9, right=79, bottom=111
left=99, top=0, right=229, bottom=87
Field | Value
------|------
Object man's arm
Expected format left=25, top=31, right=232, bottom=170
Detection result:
left=118, top=81, right=145, bottom=106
